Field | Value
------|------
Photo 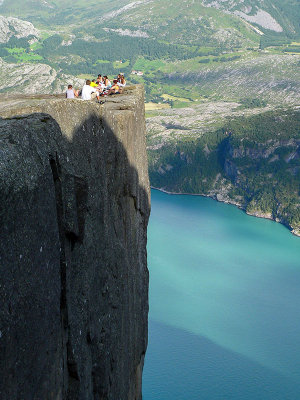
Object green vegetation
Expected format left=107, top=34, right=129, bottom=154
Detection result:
left=133, top=58, right=165, bottom=72
left=0, top=36, right=44, bottom=63
left=0, top=0, right=298, bottom=107
left=260, top=33, right=292, bottom=50
left=6, top=47, right=43, bottom=62
left=1, top=0, right=299, bottom=41
left=148, top=108, right=300, bottom=232
left=0, top=0, right=298, bottom=234
left=284, top=46, right=300, bottom=53
left=238, top=98, right=268, bottom=109
left=0, top=0, right=131, bottom=25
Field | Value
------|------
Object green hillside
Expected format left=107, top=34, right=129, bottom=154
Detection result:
left=0, top=0, right=261, bottom=47
left=1, top=0, right=299, bottom=43
left=202, top=0, right=300, bottom=38
left=0, top=0, right=299, bottom=107
left=0, top=0, right=299, bottom=235
left=0, top=0, right=128, bottom=24
left=93, top=0, right=260, bottom=48
left=148, top=107, right=300, bottom=235
left=3, top=0, right=297, bottom=39
left=0, top=0, right=299, bottom=109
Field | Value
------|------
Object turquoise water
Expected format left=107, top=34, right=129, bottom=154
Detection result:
left=143, top=189, right=300, bottom=399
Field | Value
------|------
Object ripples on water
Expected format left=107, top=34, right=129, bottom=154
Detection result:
left=143, top=189, right=300, bottom=400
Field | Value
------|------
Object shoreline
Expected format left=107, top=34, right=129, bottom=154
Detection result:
left=151, top=186, right=300, bottom=238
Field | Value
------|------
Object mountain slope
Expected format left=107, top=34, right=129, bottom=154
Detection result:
left=0, top=1, right=299, bottom=106
left=92, top=0, right=260, bottom=48
left=0, top=0, right=130, bottom=25
left=0, top=15, right=39, bottom=43
left=0, top=0, right=260, bottom=48
left=0, top=57, right=84, bottom=93
left=1, top=0, right=298, bottom=40
left=202, top=0, right=300, bottom=36
left=147, top=106, right=300, bottom=236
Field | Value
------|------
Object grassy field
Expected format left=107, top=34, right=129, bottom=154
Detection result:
left=161, top=94, right=191, bottom=102
left=76, top=74, right=95, bottom=80
left=30, top=42, right=43, bottom=51
left=95, top=59, right=110, bottom=64
left=145, top=102, right=171, bottom=111
left=133, top=58, right=166, bottom=72
left=113, top=60, right=130, bottom=69
left=6, top=48, right=43, bottom=62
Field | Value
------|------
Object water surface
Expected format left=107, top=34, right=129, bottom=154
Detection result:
left=143, top=189, right=300, bottom=399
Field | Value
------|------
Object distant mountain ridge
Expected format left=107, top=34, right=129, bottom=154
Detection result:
left=0, top=1, right=298, bottom=102
left=96, top=0, right=259, bottom=48
left=0, top=0, right=298, bottom=39
left=201, top=0, right=300, bottom=35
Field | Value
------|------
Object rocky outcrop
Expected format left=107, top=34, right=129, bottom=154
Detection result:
left=0, top=86, right=150, bottom=399
left=0, top=15, right=39, bottom=43
left=0, top=58, right=85, bottom=94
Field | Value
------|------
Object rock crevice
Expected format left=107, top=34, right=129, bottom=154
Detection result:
left=0, top=86, right=150, bottom=400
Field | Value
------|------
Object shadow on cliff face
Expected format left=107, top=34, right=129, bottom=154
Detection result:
left=0, top=108, right=150, bottom=400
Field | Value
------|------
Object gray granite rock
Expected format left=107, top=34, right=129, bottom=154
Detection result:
left=0, top=86, right=150, bottom=400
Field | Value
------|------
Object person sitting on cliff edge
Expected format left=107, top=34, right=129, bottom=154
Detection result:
left=90, top=79, right=98, bottom=88
left=107, top=79, right=121, bottom=95
left=118, top=75, right=126, bottom=88
left=81, top=80, right=100, bottom=102
left=66, top=84, right=78, bottom=99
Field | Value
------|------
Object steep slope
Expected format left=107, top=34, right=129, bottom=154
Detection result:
left=165, top=53, right=300, bottom=106
left=202, top=0, right=300, bottom=36
left=0, top=0, right=131, bottom=25
left=2, top=0, right=298, bottom=39
left=147, top=105, right=300, bottom=236
left=0, top=0, right=260, bottom=47
left=0, top=86, right=150, bottom=399
left=0, top=0, right=300, bottom=45
left=94, top=0, right=260, bottom=48
left=0, top=15, right=39, bottom=43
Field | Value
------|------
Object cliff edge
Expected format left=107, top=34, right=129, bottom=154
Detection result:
left=0, top=86, right=150, bottom=399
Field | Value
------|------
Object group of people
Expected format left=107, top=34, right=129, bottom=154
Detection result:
left=66, top=73, right=126, bottom=102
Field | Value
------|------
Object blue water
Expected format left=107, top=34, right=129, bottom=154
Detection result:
left=143, top=189, right=300, bottom=400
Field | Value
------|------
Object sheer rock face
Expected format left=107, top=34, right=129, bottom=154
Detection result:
left=0, top=86, right=150, bottom=400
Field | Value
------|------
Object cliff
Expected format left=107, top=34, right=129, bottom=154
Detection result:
left=147, top=108, right=300, bottom=236
left=0, top=85, right=151, bottom=399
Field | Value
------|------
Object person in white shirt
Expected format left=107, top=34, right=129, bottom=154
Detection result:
left=103, top=76, right=112, bottom=89
left=81, top=80, right=100, bottom=101
left=118, top=76, right=126, bottom=88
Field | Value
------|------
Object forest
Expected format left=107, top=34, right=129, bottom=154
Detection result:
left=148, top=109, right=300, bottom=230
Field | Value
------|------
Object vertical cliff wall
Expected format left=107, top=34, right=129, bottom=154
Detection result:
left=0, top=86, right=150, bottom=399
